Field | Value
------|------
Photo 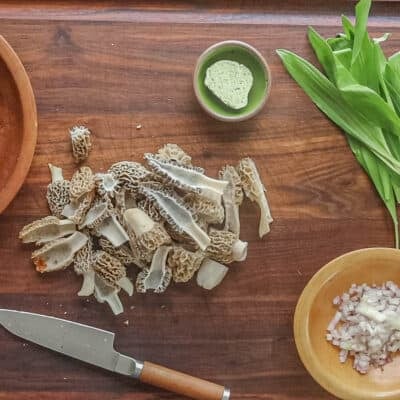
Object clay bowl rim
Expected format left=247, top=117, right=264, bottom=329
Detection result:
left=193, top=40, right=271, bottom=122
left=0, top=35, right=37, bottom=214
left=294, top=247, right=400, bottom=400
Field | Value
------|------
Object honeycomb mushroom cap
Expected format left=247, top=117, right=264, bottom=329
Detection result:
left=156, top=143, right=193, bottom=167
left=46, top=164, right=70, bottom=218
left=69, top=166, right=96, bottom=201
left=183, top=193, right=225, bottom=225
left=98, top=237, right=136, bottom=266
left=206, top=228, right=248, bottom=264
left=73, top=233, right=95, bottom=296
left=168, top=247, right=204, bottom=283
left=70, top=125, right=92, bottom=163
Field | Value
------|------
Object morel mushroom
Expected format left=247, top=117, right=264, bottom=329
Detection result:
left=237, top=157, right=272, bottom=238
left=19, top=216, right=76, bottom=245
left=46, top=164, right=71, bottom=218
left=156, top=143, right=193, bottom=167
left=206, top=228, right=248, bottom=264
left=73, top=233, right=95, bottom=296
left=124, top=208, right=171, bottom=263
left=69, top=166, right=96, bottom=201
left=32, top=231, right=88, bottom=273
left=219, top=165, right=243, bottom=236
left=183, top=193, right=224, bottom=225
left=144, top=154, right=228, bottom=203
left=98, top=237, right=138, bottom=267
left=140, top=183, right=210, bottom=251
left=136, top=246, right=172, bottom=293
left=167, top=247, right=204, bottom=283
left=70, top=125, right=92, bottom=163
left=93, top=250, right=133, bottom=296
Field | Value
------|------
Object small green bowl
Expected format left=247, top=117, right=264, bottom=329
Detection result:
left=193, top=40, right=271, bottom=122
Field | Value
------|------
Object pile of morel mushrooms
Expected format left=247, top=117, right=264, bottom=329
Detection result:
left=19, top=128, right=272, bottom=315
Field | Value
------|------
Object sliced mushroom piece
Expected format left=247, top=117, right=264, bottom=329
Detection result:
left=62, top=190, right=95, bottom=225
left=219, top=165, right=243, bottom=236
left=136, top=246, right=172, bottom=293
left=70, top=125, right=92, bottom=163
left=32, top=231, right=88, bottom=273
left=124, top=208, right=171, bottom=263
left=46, top=164, right=71, bottom=218
left=140, top=183, right=210, bottom=251
left=108, top=161, right=153, bottom=194
left=93, top=274, right=124, bottom=315
left=69, top=166, right=96, bottom=201
left=19, top=216, right=76, bottom=245
left=92, top=214, right=129, bottom=247
left=144, top=154, right=228, bottom=203
left=98, top=237, right=137, bottom=266
left=79, top=200, right=109, bottom=230
left=156, top=143, right=194, bottom=167
left=237, top=157, right=272, bottom=238
left=93, top=250, right=133, bottom=296
left=206, top=228, right=248, bottom=264
left=196, top=258, right=228, bottom=290
left=73, top=233, right=95, bottom=296
left=183, top=193, right=224, bottom=225
left=167, top=247, right=204, bottom=283
left=95, top=172, right=119, bottom=199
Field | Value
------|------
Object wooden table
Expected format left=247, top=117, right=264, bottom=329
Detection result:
left=0, top=1, right=399, bottom=399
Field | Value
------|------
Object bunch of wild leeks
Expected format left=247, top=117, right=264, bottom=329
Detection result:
left=277, top=0, right=400, bottom=248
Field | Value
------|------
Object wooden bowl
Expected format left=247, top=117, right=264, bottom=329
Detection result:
left=294, top=248, right=400, bottom=400
left=0, top=35, right=37, bottom=213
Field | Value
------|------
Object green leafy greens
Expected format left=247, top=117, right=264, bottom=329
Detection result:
left=277, top=0, right=400, bottom=247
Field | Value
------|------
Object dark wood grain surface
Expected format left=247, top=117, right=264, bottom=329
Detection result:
left=0, top=1, right=399, bottom=399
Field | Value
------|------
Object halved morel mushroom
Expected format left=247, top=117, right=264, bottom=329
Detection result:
left=137, top=198, right=163, bottom=223
left=70, top=125, right=92, bottom=163
left=167, top=247, right=204, bottom=283
left=95, top=172, right=119, bottom=199
left=206, top=228, right=248, bottom=264
left=196, top=258, right=228, bottom=290
left=124, top=208, right=171, bottom=263
left=19, top=216, right=76, bottom=245
left=91, top=214, right=130, bottom=248
left=73, top=233, right=95, bottom=296
left=183, top=192, right=224, bottom=225
left=32, top=231, right=88, bottom=273
left=46, top=164, right=71, bottom=218
left=140, top=183, right=210, bottom=251
left=156, top=143, right=193, bottom=167
left=219, top=165, right=243, bottom=236
left=93, top=250, right=133, bottom=296
left=237, top=157, right=272, bottom=238
left=62, top=190, right=95, bottom=225
left=144, top=154, right=228, bottom=203
left=94, top=273, right=124, bottom=315
left=98, top=237, right=137, bottom=266
left=69, top=166, right=96, bottom=201
left=136, top=246, right=172, bottom=293
left=108, top=161, right=153, bottom=194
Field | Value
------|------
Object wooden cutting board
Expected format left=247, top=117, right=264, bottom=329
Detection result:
left=0, top=2, right=399, bottom=399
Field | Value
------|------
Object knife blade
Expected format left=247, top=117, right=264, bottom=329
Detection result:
left=0, top=309, right=230, bottom=400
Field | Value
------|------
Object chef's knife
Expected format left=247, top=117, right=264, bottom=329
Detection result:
left=0, top=309, right=230, bottom=400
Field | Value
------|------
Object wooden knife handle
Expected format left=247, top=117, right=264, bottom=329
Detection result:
left=139, top=361, right=230, bottom=400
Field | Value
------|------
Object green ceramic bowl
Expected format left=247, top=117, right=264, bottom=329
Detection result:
left=193, top=40, right=271, bottom=122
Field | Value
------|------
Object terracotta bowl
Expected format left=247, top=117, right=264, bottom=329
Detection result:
left=294, top=248, right=400, bottom=400
left=0, top=35, right=37, bottom=213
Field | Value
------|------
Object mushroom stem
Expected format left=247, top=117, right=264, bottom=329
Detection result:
left=77, top=270, right=95, bottom=297
left=232, top=239, right=248, bottom=262
left=48, top=163, right=64, bottom=182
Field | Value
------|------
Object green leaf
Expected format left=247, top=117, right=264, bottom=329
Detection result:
left=348, top=137, right=399, bottom=247
left=342, top=15, right=354, bottom=40
left=276, top=49, right=400, bottom=175
left=384, top=63, right=400, bottom=116
left=307, top=27, right=336, bottom=82
left=352, top=0, right=372, bottom=64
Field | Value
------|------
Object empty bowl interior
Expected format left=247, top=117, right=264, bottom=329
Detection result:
left=194, top=42, right=269, bottom=120
left=295, top=248, right=400, bottom=400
